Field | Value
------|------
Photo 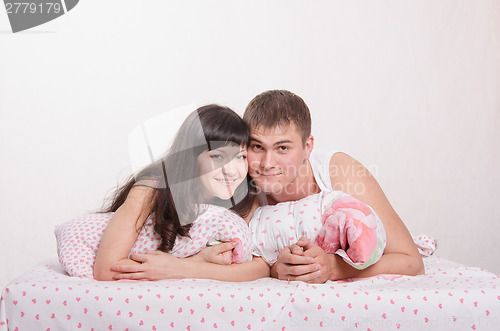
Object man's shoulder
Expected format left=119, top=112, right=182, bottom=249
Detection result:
left=310, top=148, right=344, bottom=170
left=329, top=151, right=354, bottom=168
left=328, top=152, right=374, bottom=194
left=310, top=147, right=342, bottom=158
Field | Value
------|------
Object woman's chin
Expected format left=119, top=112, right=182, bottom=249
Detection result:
left=214, top=193, right=234, bottom=201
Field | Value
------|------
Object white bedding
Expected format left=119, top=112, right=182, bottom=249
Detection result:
left=1, top=255, right=499, bottom=330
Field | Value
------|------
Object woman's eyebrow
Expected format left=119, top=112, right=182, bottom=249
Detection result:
left=211, top=147, right=246, bottom=154
left=210, top=148, right=226, bottom=154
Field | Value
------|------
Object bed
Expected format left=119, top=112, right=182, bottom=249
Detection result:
left=1, top=236, right=499, bottom=331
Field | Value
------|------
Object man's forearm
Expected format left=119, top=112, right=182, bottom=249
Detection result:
left=330, top=253, right=425, bottom=280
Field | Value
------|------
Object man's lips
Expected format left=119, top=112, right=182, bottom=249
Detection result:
left=255, top=172, right=282, bottom=177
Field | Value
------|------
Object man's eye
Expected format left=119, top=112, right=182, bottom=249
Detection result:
left=237, top=154, right=247, bottom=160
left=251, top=145, right=262, bottom=151
left=278, top=146, right=288, bottom=152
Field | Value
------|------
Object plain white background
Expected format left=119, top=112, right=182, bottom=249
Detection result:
left=1, top=1, right=499, bottom=290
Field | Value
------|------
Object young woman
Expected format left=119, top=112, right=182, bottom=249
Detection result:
left=94, top=104, right=389, bottom=282
left=93, top=105, right=268, bottom=281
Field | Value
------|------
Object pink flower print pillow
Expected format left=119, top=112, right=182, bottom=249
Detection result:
left=314, top=195, right=386, bottom=270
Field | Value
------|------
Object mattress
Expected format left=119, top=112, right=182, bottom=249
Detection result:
left=1, top=255, right=499, bottom=330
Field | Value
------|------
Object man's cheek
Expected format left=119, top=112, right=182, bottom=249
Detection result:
left=247, top=157, right=260, bottom=172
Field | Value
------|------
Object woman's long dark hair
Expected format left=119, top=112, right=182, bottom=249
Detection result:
left=104, top=105, right=255, bottom=252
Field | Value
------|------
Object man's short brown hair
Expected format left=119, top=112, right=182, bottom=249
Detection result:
left=243, top=90, right=312, bottom=144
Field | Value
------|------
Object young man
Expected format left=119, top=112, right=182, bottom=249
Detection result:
left=111, top=90, right=424, bottom=283
left=242, top=90, right=424, bottom=283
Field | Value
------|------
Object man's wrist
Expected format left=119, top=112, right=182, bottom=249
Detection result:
left=327, top=254, right=359, bottom=281
left=270, top=262, right=278, bottom=278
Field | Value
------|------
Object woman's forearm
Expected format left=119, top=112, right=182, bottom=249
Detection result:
left=94, top=186, right=154, bottom=281
left=182, top=257, right=271, bottom=282
left=111, top=253, right=271, bottom=282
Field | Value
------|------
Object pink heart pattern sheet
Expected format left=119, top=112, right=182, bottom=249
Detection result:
left=2, top=253, right=499, bottom=331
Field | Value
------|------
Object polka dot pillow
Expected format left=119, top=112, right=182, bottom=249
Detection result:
left=55, top=205, right=252, bottom=278
left=55, top=213, right=161, bottom=278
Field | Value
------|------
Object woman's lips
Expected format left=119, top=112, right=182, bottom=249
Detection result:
left=215, top=178, right=238, bottom=186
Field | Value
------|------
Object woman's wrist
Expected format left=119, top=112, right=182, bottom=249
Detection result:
left=185, top=252, right=204, bottom=263
left=178, top=258, right=205, bottom=279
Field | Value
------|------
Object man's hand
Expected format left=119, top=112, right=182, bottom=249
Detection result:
left=299, top=238, right=335, bottom=283
left=301, top=238, right=359, bottom=282
left=272, top=237, right=353, bottom=283
left=111, top=250, right=186, bottom=281
left=272, top=237, right=321, bottom=282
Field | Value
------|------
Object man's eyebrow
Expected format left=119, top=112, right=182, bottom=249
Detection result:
left=249, top=137, right=293, bottom=146
left=249, top=137, right=263, bottom=144
left=273, top=140, right=293, bottom=146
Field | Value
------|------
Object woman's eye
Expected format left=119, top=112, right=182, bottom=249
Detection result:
left=210, top=154, right=223, bottom=160
left=237, top=154, right=247, bottom=160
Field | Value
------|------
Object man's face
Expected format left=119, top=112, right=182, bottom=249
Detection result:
left=247, top=124, right=312, bottom=196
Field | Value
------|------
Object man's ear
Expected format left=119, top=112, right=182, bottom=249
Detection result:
left=304, top=135, right=314, bottom=159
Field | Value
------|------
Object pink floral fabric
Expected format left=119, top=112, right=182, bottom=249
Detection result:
left=315, top=195, right=386, bottom=269
left=55, top=205, right=252, bottom=278
left=250, top=191, right=386, bottom=269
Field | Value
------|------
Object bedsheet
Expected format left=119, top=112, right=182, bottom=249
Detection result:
left=1, top=256, right=499, bottom=331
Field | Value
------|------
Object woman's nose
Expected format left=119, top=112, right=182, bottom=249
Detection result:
left=222, top=159, right=237, bottom=176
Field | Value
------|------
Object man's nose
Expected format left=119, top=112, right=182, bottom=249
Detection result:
left=260, top=151, right=276, bottom=170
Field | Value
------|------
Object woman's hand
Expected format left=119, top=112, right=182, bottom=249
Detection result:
left=188, top=242, right=237, bottom=265
left=111, top=251, right=187, bottom=281
left=111, top=243, right=239, bottom=281
left=111, top=249, right=271, bottom=282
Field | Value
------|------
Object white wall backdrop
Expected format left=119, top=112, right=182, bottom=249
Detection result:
left=1, top=0, right=499, bottom=290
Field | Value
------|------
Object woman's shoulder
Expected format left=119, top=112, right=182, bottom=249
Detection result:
left=197, top=204, right=243, bottom=220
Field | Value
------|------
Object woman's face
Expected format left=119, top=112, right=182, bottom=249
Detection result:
left=197, top=144, right=248, bottom=200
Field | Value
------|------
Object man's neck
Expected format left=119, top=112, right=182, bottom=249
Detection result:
left=267, top=160, right=320, bottom=205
